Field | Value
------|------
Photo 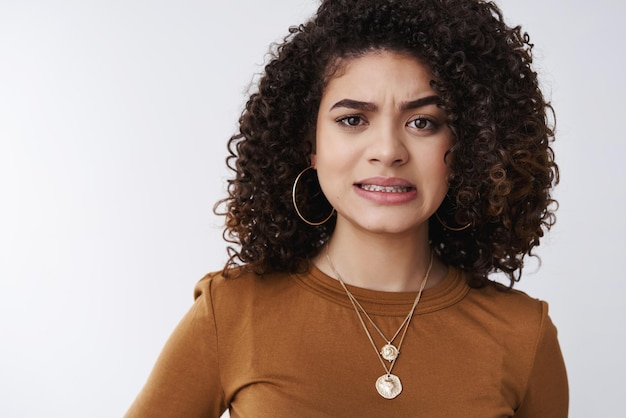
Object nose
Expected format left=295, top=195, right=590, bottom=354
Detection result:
left=367, top=122, right=409, bottom=166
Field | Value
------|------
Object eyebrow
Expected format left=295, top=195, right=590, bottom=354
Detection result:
left=329, top=95, right=442, bottom=112
left=400, top=95, right=442, bottom=110
left=330, top=99, right=377, bottom=112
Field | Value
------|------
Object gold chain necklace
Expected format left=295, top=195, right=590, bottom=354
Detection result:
left=325, top=248, right=433, bottom=399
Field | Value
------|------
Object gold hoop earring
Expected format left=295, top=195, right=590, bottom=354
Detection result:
left=434, top=212, right=471, bottom=231
left=292, top=167, right=335, bottom=226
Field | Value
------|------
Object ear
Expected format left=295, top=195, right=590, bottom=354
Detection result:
left=310, top=153, right=317, bottom=168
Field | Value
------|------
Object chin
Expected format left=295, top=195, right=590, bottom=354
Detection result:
left=356, top=220, right=427, bottom=236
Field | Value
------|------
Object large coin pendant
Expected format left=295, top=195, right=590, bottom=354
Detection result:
left=375, top=374, right=402, bottom=399
left=380, top=343, right=399, bottom=361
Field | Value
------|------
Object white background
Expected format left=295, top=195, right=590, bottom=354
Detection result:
left=1, top=1, right=624, bottom=417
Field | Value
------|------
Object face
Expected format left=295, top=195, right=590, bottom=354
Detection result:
left=312, top=50, right=453, bottom=237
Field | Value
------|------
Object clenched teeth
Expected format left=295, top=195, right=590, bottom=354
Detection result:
left=359, top=184, right=412, bottom=193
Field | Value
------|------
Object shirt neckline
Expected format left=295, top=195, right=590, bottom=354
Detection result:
left=294, top=262, right=470, bottom=317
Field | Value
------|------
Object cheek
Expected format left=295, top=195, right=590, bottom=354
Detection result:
left=314, top=148, right=354, bottom=204
left=316, top=168, right=342, bottom=209
left=314, top=134, right=353, bottom=173
left=418, top=141, right=451, bottom=173
left=433, top=135, right=453, bottom=175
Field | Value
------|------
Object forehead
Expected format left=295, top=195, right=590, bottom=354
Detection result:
left=321, top=50, right=436, bottom=101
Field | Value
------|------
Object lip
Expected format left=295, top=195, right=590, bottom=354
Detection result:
left=353, top=177, right=417, bottom=204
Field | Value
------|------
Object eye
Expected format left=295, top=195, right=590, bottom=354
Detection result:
left=336, top=115, right=366, bottom=128
left=407, top=116, right=438, bottom=131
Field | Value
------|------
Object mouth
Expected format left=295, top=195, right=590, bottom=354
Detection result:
left=357, top=184, right=414, bottom=193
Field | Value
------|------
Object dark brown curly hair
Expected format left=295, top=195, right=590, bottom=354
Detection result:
left=215, top=0, right=559, bottom=288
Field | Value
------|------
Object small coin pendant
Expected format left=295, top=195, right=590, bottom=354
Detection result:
left=380, top=343, right=399, bottom=361
left=375, top=374, right=402, bottom=399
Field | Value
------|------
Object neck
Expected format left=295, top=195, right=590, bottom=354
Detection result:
left=314, top=223, right=447, bottom=292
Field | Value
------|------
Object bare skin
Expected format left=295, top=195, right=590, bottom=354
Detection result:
left=311, top=50, right=452, bottom=292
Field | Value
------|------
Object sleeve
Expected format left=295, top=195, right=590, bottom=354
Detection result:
left=515, top=302, right=569, bottom=418
left=124, top=276, right=227, bottom=418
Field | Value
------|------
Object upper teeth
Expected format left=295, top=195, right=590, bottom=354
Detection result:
left=360, top=184, right=411, bottom=193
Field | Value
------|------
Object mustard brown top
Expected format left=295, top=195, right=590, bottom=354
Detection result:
left=126, top=266, right=568, bottom=417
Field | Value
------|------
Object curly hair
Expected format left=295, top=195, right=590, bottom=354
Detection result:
left=215, top=0, right=559, bottom=288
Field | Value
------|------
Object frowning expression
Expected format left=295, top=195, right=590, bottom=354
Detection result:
left=313, top=50, right=453, bottom=236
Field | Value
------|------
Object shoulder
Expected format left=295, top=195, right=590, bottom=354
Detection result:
left=464, top=278, right=559, bottom=370
left=455, top=274, right=553, bottom=351
left=194, top=268, right=295, bottom=298
left=189, top=268, right=321, bottom=349
left=466, top=278, right=548, bottom=322
left=192, top=268, right=304, bottom=318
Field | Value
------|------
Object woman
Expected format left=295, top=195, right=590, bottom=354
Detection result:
left=126, top=0, right=568, bottom=416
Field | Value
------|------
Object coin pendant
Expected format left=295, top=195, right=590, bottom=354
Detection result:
left=375, top=374, right=402, bottom=399
left=380, top=343, right=399, bottom=361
